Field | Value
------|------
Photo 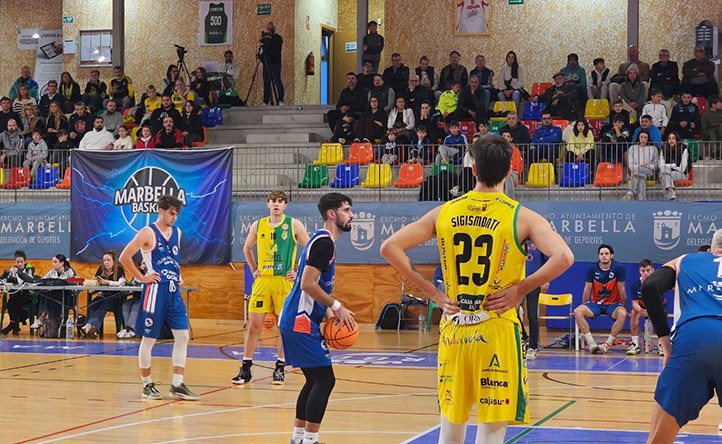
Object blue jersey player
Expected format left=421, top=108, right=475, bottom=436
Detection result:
left=278, top=192, right=356, bottom=444
left=119, top=195, right=199, bottom=401
left=642, top=229, right=722, bottom=443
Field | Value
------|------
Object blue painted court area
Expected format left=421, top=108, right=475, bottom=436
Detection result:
left=0, top=339, right=667, bottom=373
left=403, top=425, right=722, bottom=443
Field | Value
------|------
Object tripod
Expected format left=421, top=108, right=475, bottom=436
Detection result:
left=245, top=38, right=280, bottom=105
left=178, top=57, right=193, bottom=84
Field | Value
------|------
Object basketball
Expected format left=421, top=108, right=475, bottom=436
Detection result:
left=323, top=317, right=359, bottom=350
left=263, top=313, right=276, bottom=329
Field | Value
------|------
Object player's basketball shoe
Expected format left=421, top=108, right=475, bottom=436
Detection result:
left=142, top=382, right=162, bottom=400
left=525, top=348, right=537, bottom=360
left=272, top=364, right=285, bottom=385
left=598, top=342, right=610, bottom=354
left=232, top=361, right=252, bottom=385
left=589, top=342, right=600, bottom=354
left=626, top=344, right=641, bottom=355
left=169, top=383, right=200, bottom=401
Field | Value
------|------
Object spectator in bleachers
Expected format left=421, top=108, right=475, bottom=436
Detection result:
left=497, top=50, right=525, bottom=110
left=149, top=94, right=182, bottom=134
left=500, top=111, right=531, bottom=145
left=23, top=129, right=48, bottom=180
left=642, top=89, right=668, bottom=135
left=12, top=84, right=37, bottom=116
left=137, top=85, right=161, bottom=125
left=631, top=115, right=662, bottom=144
left=0, top=119, right=24, bottom=169
left=609, top=99, right=630, bottom=127
left=560, top=53, right=587, bottom=102
left=59, top=72, right=82, bottom=114
left=162, top=64, right=181, bottom=96
left=330, top=113, right=355, bottom=145
left=38, top=80, right=64, bottom=118
left=68, top=102, right=94, bottom=148
left=112, top=125, right=133, bottom=150
left=79, top=116, right=114, bottom=150
left=619, top=64, right=646, bottom=121
left=382, top=53, right=410, bottom=95
left=609, top=45, right=651, bottom=102
left=368, top=74, right=395, bottom=113
left=416, top=100, right=443, bottom=142
left=387, top=96, right=415, bottom=137
left=681, top=46, right=719, bottom=99
left=565, top=118, right=596, bottom=171
left=587, top=58, right=611, bottom=100
left=650, top=49, right=679, bottom=102
left=529, top=111, right=562, bottom=164
left=437, top=81, right=461, bottom=121
left=155, top=116, right=185, bottom=149
left=82, top=250, right=126, bottom=338
left=473, top=120, right=491, bottom=140
left=44, top=101, right=67, bottom=147
left=361, top=20, right=384, bottom=73
left=171, top=78, right=197, bottom=113
left=357, top=61, right=375, bottom=91
left=668, top=92, right=700, bottom=139
left=180, top=101, right=203, bottom=147
left=354, top=96, right=386, bottom=143
left=702, top=95, right=722, bottom=159
left=136, top=125, right=156, bottom=149
left=456, top=75, right=485, bottom=123
left=0, top=97, right=23, bottom=133
left=659, top=132, right=689, bottom=201
left=469, top=55, right=495, bottom=111
left=600, top=115, right=631, bottom=164
left=328, top=72, right=367, bottom=132
left=436, top=119, right=467, bottom=163
left=438, top=51, right=468, bottom=97
left=402, top=73, right=433, bottom=120
left=624, top=130, right=658, bottom=201
left=9, top=66, right=39, bottom=101
left=51, top=129, right=71, bottom=172
left=20, top=105, right=42, bottom=147
left=190, top=67, right=211, bottom=106
left=415, top=55, right=437, bottom=92
left=407, top=125, right=433, bottom=164
left=81, top=69, right=108, bottom=113
left=542, top=72, right=580, bottom=120
left=500, top=128, right=522, bottom=199
left=109, top=65, right=135, bottom=110
left=102, top=100, right=123, bottom=137
left=219, top=50, right=239, bottom=87
left=377, top=127, right=399, bottom=164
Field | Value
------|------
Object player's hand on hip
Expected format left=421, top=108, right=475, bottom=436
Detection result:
left=334, top=305, right=356, bottom=330
left=286, top=270, right=297, bottom=281
left=483, top=285, right=523, bottom=315
left=252, top=269, right=261, bottom=279
left=540, top=282, right=550, bottom=293
left=428, top=287, right=459, bottom=315
left=140, top=273, right=161, bottom=284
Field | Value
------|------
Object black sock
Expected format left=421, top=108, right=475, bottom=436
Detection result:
left=242, top=359, right=252, bottom=367
left=276, top=359, right=285, bottom=369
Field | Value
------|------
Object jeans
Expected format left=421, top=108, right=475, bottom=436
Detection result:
left=122, top=296, right=140, bottom=331
left=521, top=287, right=540, bottom=350
left=87, top=293, right=118, bottom=330
left=262, top=63, right=285, bottom=104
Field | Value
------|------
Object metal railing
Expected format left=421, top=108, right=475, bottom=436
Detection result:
left=1, top=143, right=721, bottom=204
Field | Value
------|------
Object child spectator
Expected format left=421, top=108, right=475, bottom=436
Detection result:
left=624, top=130, right=659, bottom=201
left=330, top=113, right=355, bottom=144
left=377, top=128, right=399, bottom=164
left=701, top=95, right=722, bottom=159
left=641, top=88, right=669, bottom=135
left=136, top=125, right=155, bottom=149
left=473, top=120, right=491, bottom=140
left=609, top=99, right=630, bottom=127
left=436, top=119, right=467, bottom=163
left=587, top=57, right=611, bottom=100
left=407, top=125, right=432, bottom=164
left=51, top=129, right=71, bottom=173
left=565, top=119, right=596, bottom=171
left=500, top=129, right=523, bottom=200
left=113, top=126, right=134, bottom=150
left=437, top=81, right=461, bottom=120
left=600, top=115, right=631, bottom=165
left=23, top=130, right=48, bottom=180
left=668, top=92, right=700, bottom=139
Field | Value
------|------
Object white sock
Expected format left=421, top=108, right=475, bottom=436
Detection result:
left=292, top=427, right=305, bottom=443
left=606, top=335, right=616, bottom=345
left=172, top=373, right=183, bottom=387
left=141, top=375, right=152, bottom=386
left=631, top=336, right=639, bottom=346
left=303, top=432, right=319, bottom=444
left=584, top=333, right=595, bottom=345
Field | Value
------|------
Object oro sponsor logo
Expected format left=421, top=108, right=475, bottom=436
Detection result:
left=479, top=397, right=510, bottom=406
left=480, top=377, right=509, bottom=388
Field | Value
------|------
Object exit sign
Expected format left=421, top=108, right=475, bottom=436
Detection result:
left=62, top=16, right=74, bottom=24
left=509, top=0, right=523, bottom=4
left=257, top=3, right=271, bottom=15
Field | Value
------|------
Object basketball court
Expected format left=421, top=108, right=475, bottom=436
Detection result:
left=2, top=320, right=721, bottom=443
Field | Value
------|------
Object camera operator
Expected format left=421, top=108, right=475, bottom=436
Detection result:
left=259, top=21, right=285, bottom=105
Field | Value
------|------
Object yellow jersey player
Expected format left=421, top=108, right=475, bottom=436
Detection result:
left=232, top=191, right=309, bottom=385
left=381, top=135, right=573, bottom=444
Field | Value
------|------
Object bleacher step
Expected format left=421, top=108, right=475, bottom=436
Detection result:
left=245, top=133, right=312, bottom=144
left=262, top=114, right=325, bottom=124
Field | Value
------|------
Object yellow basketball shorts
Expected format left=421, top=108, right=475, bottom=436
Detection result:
left=437, top=317, right=529, bottom=425
left=249, top=276, right=293, bottom=315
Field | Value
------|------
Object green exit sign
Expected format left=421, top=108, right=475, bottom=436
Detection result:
left=257, top=3, right=271, bottom=15
left=509, top=0, right=523, bottom=4
left=62, top=16, right=74, bottom=24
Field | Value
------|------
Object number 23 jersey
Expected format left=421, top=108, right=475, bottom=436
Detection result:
left=436, top=192, right=527, bottom=323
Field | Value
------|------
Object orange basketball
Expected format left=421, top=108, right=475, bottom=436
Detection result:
left=323, top=317, right=359, bottom=350
left=263, top=313, right=276, bottom=329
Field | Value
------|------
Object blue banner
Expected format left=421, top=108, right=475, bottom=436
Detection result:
left=0, top=202, right=70, bottom=259
left=70, top=149, right=232, bottom=264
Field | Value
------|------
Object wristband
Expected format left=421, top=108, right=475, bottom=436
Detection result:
left=331, top=300, right=342, bottom=311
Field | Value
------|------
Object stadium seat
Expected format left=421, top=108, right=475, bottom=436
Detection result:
left=525, top=162, right=555, bottom=187
left=361, top=163, right=392, bottom=188
left=521, top=101, right=546, bottom=121
left=0, top=168, right=3, bottom=185
left=425, top=298, right=442, bottom=332
left=459, top=120, right=476, bottom=139
left=559, top=162, right=590, bottom=187
left=201, top=106, right=223, bottom=127
left=192, top=127, right=207, bottom=147
left=674, top=166, right=694, bottom=187
left=346, top=142, right=373, bottom=165
left=56, top=167, right=71, bottom=189
left=131, top=126, right=140, bottom=145
left=584, top=99, right=610, bottom=120
left=298, top=164, right=328, bottom=188
left=593, top=162, right=623, bottom=186
left=587, top=119, right=603, bottom=140
left=313, top=143, right=344, bottom=165
left=329, top=164, right=360, bottom=188
left=431, top=163, right=455, bottom=176
left=27, top=166, right=59, bottom=190
left=552, top=119, right=570, bottom=131
left=394, top=163, right=424, bottom=188
left=684, top=139, right=699, bottom=162
left=1, top=167, right=31, bottom=189
left=522, top=120, right=539, bottom=139
left=538, top=293, right=576, bottom=350
left=488, top=120, right=505, bottom=134
left=493, top=101, right=517, bottom=115
left=531, top=82, right=553, bottom=97
left=692, top=96, right=707, bottom=116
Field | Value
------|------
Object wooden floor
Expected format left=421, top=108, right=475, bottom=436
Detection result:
left=1, top=319, right=721, bottom=444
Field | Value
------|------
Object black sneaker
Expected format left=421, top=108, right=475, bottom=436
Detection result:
left=169, top=383, right=200, bottom=401
left=142, top=382, right=162, bottom=400
left=272, top=366, right=285, bottom=385
left=231, top=362, right=252, bottom=385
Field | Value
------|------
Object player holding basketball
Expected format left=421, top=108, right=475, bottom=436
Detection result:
left=381, top=136, right=573, bottom=444
left=642, top=229, right=722, bottom=443
left=118, top=195, right=199, bottom=401
left=278, top=192, right=356, bottom=444
left=232, top=191, right=309, bottom=385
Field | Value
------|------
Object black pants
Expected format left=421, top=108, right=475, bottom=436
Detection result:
left=262, top=63, right=284, bottom=104
left=521, top=288, right=540, bottom=350
left=6, top=290, right=31, bottom=324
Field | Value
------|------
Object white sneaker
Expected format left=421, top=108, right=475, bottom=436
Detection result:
left=589, top=342, right=600, bottom=354
left=626, top=344, right=640, bottom=355
left=278, top=101, right=284, bottom=106
left=116, top=330, right=126, bottom=339
left=126, top=330, right=136, bottom=339
left=599, top=342, right=610, bottom=354
left=30, top=319, right=43, bottom=329
left=525, top=348, right=537, bottom=360
left=82, top=324, right=92, bottom=335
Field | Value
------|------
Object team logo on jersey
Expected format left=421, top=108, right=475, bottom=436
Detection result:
left=145, top=317, right=153, bottom=328
left=488, top=354, right=501, bottom=368
left=350, top=211, right=375, bottom=251
left=652, top=210, right=682, bottom=250
left=113, top=166, right=187, bottom=232
left=281, top=231, right=288, bottom=240
left=172, top=246, right=179, bottom=255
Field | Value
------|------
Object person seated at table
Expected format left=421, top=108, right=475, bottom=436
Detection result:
left=30, top=254, right=76, bottom=332
left=117, top=260, right=147, bottom=339
left=0, top=249, right=36, bottom=336
left=82, top=250, right=126, bottom=338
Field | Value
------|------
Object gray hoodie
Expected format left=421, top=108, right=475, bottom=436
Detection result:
left=0, top=129, right=24, bottom=157
left=26, top=139, right=48, bottom=161
left=620, top=63, right=646, bottom=109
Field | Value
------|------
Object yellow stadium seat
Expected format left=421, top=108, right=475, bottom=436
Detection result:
left=0, top=168, right=3, bottom=185
left=584, top=99, right=610, bottom=120
left=525, top=162, right=555, bottom=187
left=361, top=164, right=392, bottom=188
left=493, top=101, right=517, bottom=114
left=313, top=143, right=344, bottom=165
left=538, top=293, right=576, bottom=349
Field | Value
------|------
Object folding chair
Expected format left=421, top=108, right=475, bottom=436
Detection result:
left=538, top=293, right=577, bottom=349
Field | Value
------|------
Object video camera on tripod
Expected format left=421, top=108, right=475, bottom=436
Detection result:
left=175, top=44, right=187, bottom=61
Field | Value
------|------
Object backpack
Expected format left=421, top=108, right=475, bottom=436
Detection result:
left=41, top=316, right=62, bottom=338
left=375, top=303, right=408, bottom=330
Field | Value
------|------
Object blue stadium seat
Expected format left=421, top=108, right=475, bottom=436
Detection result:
left=521, top=100, right=546, bottom=121
left=27, top=166, right=60, bottom=190
left=559, top=162, right=590, bottom=187
left=329, top=164, right=360, bottom=188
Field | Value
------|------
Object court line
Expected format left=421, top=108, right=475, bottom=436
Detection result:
left=30, top=392, right=427, bottom=443
left=604, top=357, right=630, bottom=372
left=504, top=399, right=576, bottom=443
left=153, top=430, right=417, bottom=443
left=398, top=425, right=440, bottom=444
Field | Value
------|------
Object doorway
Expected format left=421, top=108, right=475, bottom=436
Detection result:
left=321, top=27, right=334, bottom=105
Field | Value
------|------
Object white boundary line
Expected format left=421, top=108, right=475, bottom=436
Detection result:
left=153, top=430, right=417, bottom=443
left=398, top=424, right=440, bottom=444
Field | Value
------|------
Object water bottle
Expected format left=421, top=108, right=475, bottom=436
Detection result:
left=643, top=318, right=651, bottom=353
left=418, top=314, right=426, bottom=332
left=66, top=317, right=74, bottom=340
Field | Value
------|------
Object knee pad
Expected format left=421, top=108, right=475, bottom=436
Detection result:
left=475, top=422, right=507, bottom=444
left=171, top=329, right=189, bottom=368
left=138, top=336, right=156, bottom=369
left=439, top=416, right=467, bottom=444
